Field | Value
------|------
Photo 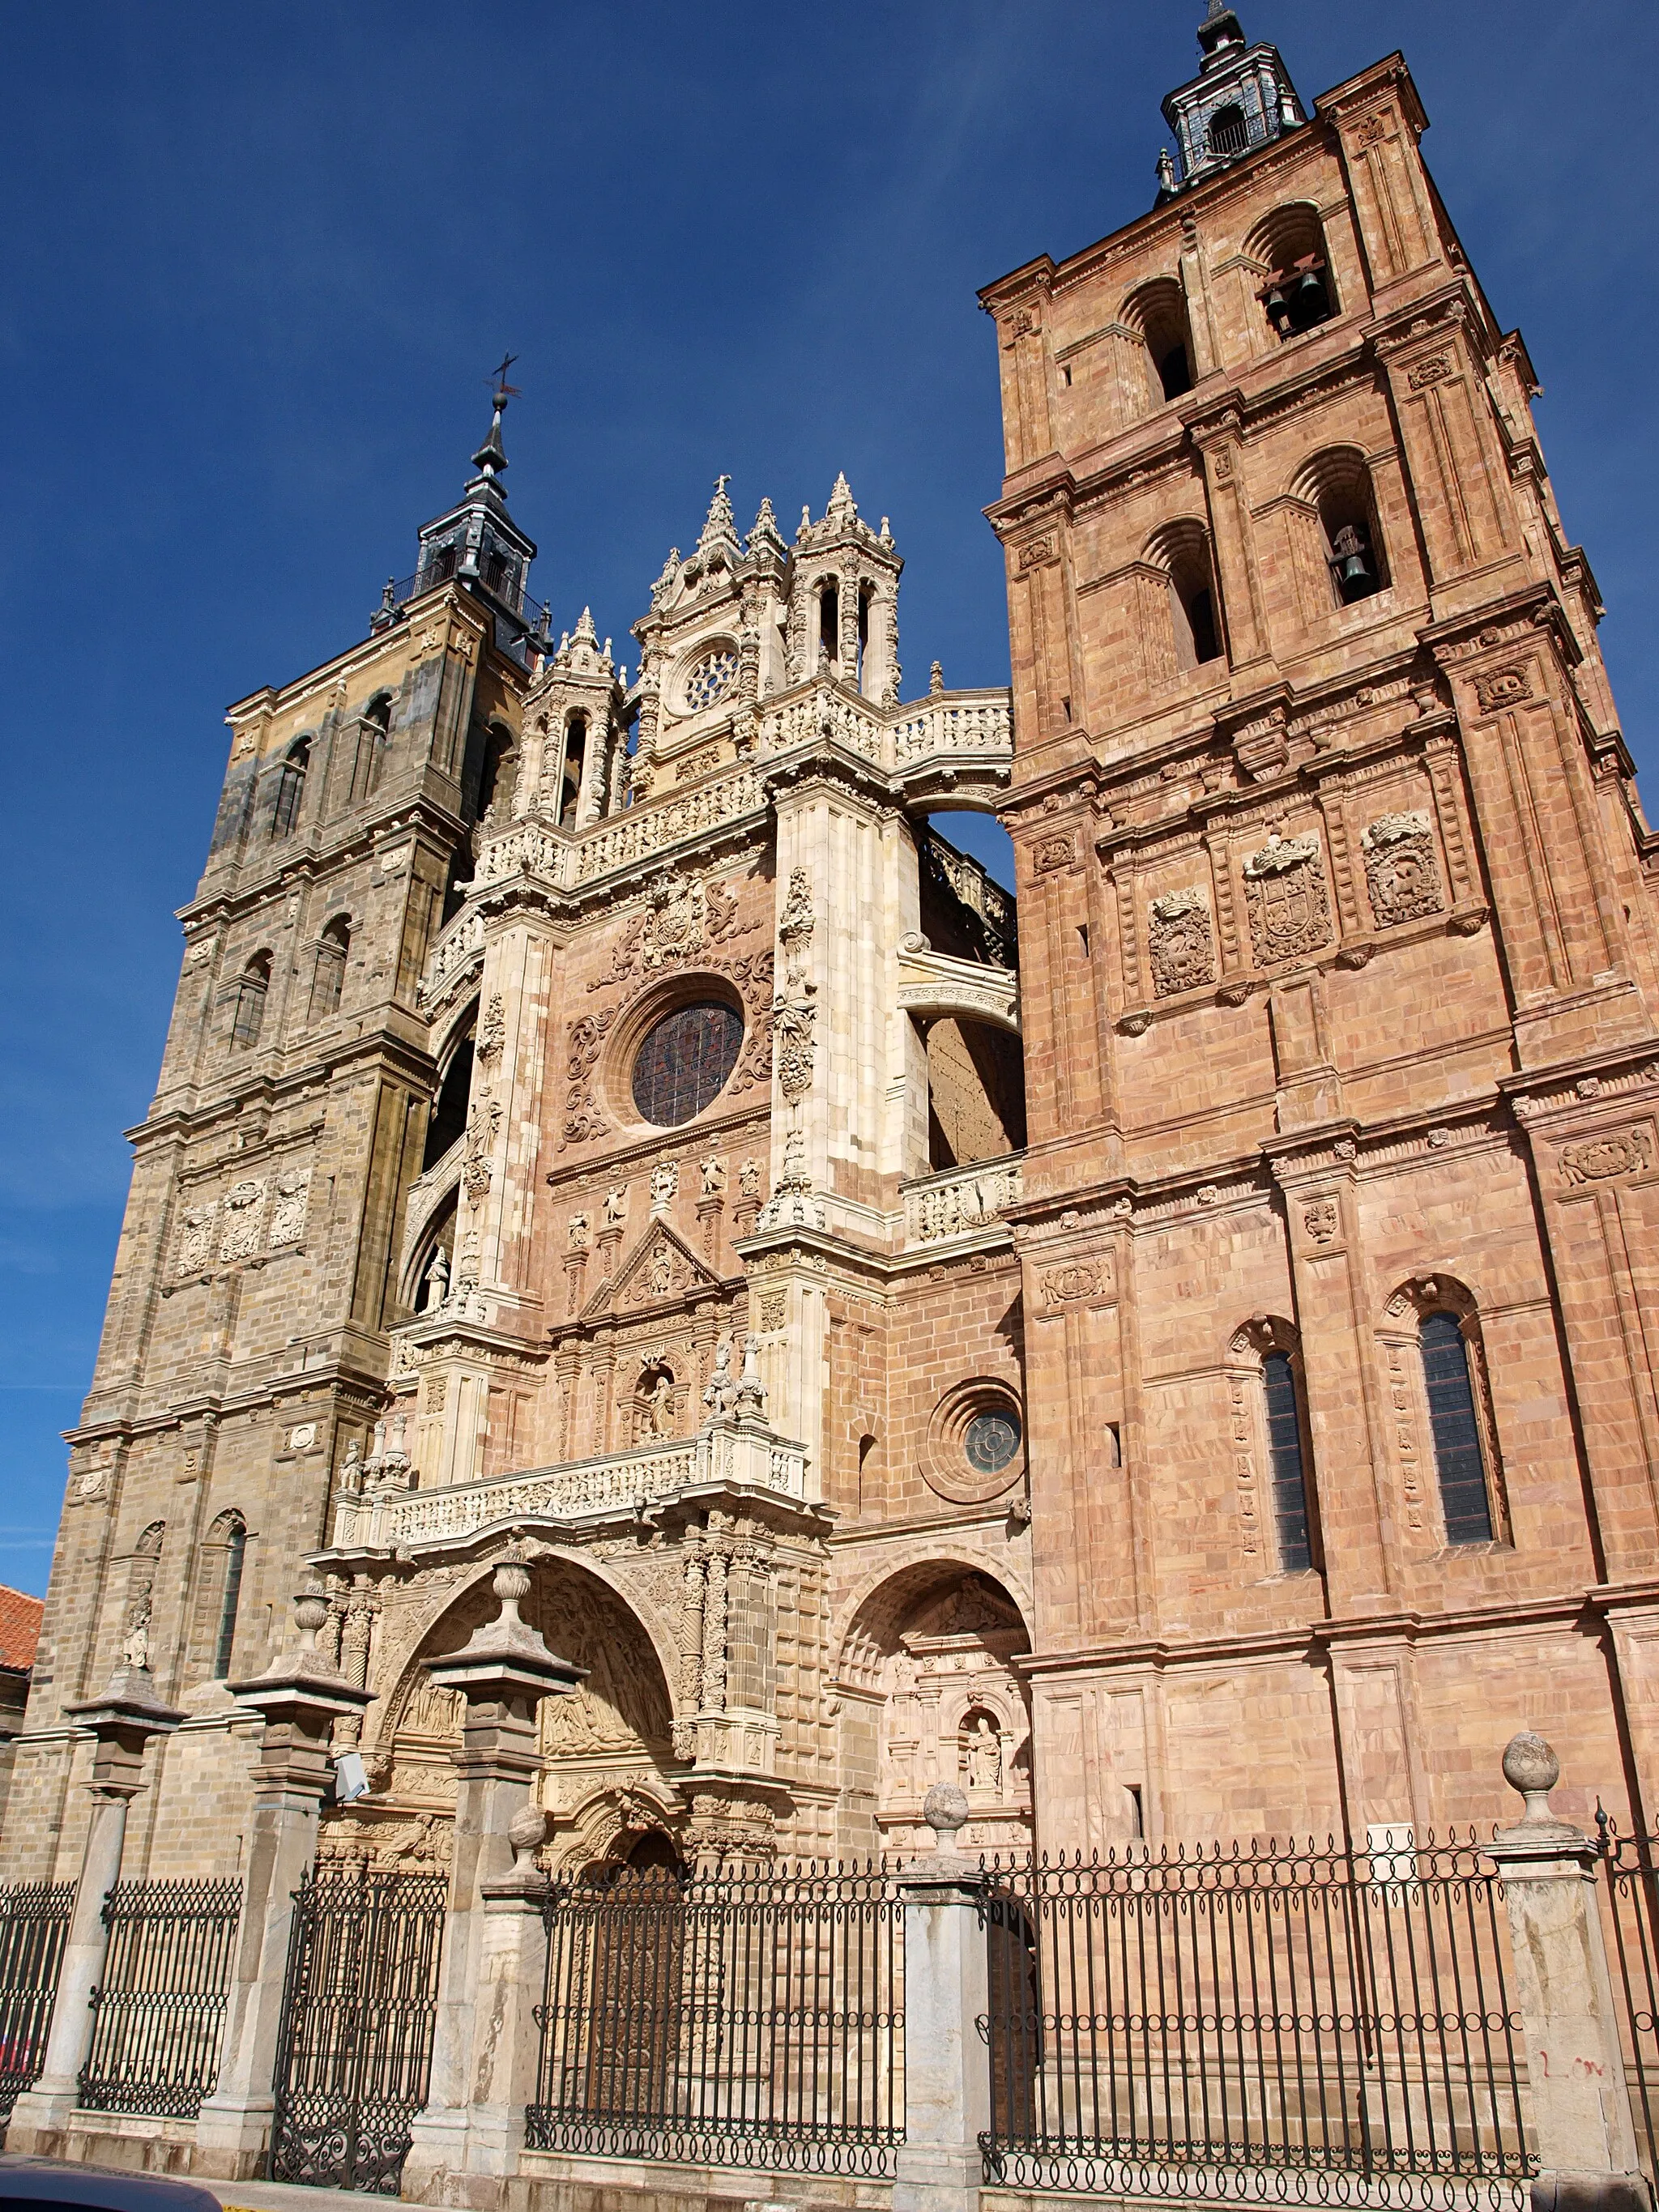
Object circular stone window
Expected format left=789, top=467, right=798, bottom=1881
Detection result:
left=965, top=1409, right=1021, bottom=1476
left=631, top=1000, right=744, bottom=1127
left=925, top=1379, right=1027, bottom=1505
left=683, top=646, right=738, bottom=713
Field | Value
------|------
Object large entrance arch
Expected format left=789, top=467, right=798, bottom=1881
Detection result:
left=321, top=1555, right=683, bottom=1874
left=835, top=1560, right=1032, bottom=1859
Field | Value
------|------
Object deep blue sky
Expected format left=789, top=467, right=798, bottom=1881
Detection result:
left=0, top=2, right=1653, bottom=1596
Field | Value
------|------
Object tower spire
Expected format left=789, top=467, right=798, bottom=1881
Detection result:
left=470, top=354, right=520, bottom=492
left=1158, top=1, right=1302, bottom=195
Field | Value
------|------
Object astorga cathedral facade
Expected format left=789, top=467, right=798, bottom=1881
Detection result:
left=9, top=7, right=1659, bottom=1890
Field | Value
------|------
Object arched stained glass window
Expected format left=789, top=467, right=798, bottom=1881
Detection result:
left=1263, top=1350, right=1313, bottom=1571
left=631, top=1002, right=743, bottom=1127
left=1421, top=1312, right=1495, bottom=1545
left=212, top=1516, right=246, bottom=1678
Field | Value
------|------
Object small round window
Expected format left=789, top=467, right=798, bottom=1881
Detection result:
left=684, top=647, right=738, bottom=712
left=631, top=1001, right=744, bottom=1127
left=965, top=1410, right=1021, bottom=1475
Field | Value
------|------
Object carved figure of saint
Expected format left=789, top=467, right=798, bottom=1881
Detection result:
left=423, top=1246, right=450, bottom=1311
left=568, top=1211, right=590, bottom=1252
left=965, top=1714, right=1002, bottom=1794
left=122, top=1597, right=151, bottom=1672
left=603, top=1186, right=628, bottom=1227
left=699, top=1156, right=726, bottom=1199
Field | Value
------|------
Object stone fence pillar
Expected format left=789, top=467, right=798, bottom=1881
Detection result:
left=892, top=1784, right=989, bottom=2212
left=1486, top=1732, right=1644, bottom=2195
left=193, top=1585, right=375, bottom=2180
left=8, top=1664, right=183, bottom=2154
left=401, top=1550, right=583, bottom=2208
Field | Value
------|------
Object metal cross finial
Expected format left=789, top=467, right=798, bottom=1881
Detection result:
left=488, top=351, right=522, bottom=400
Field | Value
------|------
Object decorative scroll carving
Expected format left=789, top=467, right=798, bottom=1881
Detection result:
left=774, top=867, right=817, bottom=1106
left=219, top=1179, right=267, bottom=1263
left=1361, top=811, right=1444, bottom=928
left=1559, top=1128, right=1653, bottom=1188
left=1242, top=832, right=1331, bottom=966
left=176, top=1201, right=218, bottom=1276
left=1033, top=834, right=1073, bottom=875
left=1041, top=1261, right=1098, bottom=1308
left=476, top=991, right=505, bottom=1064
left=1148, top=888, right=1216, bottom=997
left=1474, top=664, right=1532, bottom=714
left=560, top=1008, right=615, bottom=1149
left=269, top=1166, right=311, bottom=1247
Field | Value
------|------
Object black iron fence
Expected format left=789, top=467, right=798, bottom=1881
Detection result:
left=1597, top=1821, right=1659, bottom=2180
left=79, top=1877, right=241, bottom=2118
left=269, top=1865, right=449, bottom=2196
left=980, top=1835, right=1532, bottom=2203
left=0, top=1882, right=75, bottom=2125
left=527, top=1863, right=905, bottom=2174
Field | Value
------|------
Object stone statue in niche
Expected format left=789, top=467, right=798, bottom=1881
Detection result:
left=423, top=1247, right=450, bottom=1311
left=636, top=1364, right=676, bottom=1441
left=963, top=1711, right=1003, bottom=1794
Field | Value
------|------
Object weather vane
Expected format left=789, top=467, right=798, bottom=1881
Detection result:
left=488, top=351, right=522, bottom=401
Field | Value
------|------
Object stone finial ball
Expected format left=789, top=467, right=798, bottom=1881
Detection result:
left=507, top=1804, right=548, bottom=1856
left=1503, top=1731, right=1560, bottom=1799
left=923, top=1782, right=969, bottom=1839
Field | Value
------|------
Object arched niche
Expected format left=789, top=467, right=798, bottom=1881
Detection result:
left=333, top=1554, right=681, bottom=1868
left=834, top=1560, right=1033, bottom=1859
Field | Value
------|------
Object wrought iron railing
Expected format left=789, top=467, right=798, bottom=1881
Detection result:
left=979, top=1836, right=1532, bottom=2205
left=527, top=1863, right=905, bottom=2173
left=270, top=1865, right=449, bottom=2195
left=1597, top=1819, right=1659, bottom=2180
left=79, top=1877, right=241, bottom=2118
left=0, top=1881, right=74, bottom=2125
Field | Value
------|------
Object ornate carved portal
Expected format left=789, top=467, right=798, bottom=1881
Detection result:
left=320, top=1557, right=683, bottom=1877
left=838, top=1566, right=1033, bottom=1856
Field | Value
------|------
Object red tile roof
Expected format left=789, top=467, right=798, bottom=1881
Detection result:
left=0, top=1587, right=43, bottom=1673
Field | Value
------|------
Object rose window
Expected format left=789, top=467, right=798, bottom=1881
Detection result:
left=684, top=647, right=738, bottom=712
left=631, top=1001, right=744, bottom=1127
left=965, top=1409, right=1021, bottom=1475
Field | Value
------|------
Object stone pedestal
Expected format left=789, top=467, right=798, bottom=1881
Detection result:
left=8, top=1666, right=183, bottom=2154
left=192, top=1588, right=376, bottom=2181
left=401, top=1553, right=582, bottom=2208
left=1486, top=1733, right=1643, bottom=2189
left=891, top=1786, right=988, bottom=2212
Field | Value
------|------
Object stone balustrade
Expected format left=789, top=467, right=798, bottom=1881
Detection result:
left=889, top=693, right=1013, bottom=767
left=329, top=1424, right=808, bottom=1554
left=416, top=909, right=485, bottom=1012
left=417, top=684, right=1012, bottom=1005
left=903, top=1155, right=1024, bottom=1247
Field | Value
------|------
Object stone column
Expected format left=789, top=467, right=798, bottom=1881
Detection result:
left=192, top=1586, right=376, bottom=2180
left=455, top=1806, right=554, bottom=2193
left=7, top=1665, right=183, bottom=2152
left=401, top=1551, right=582, bottom=2206
left=1485, top=1732, right=1643, bottom=2189
left=892, top=1784, right=989, bottom=2212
